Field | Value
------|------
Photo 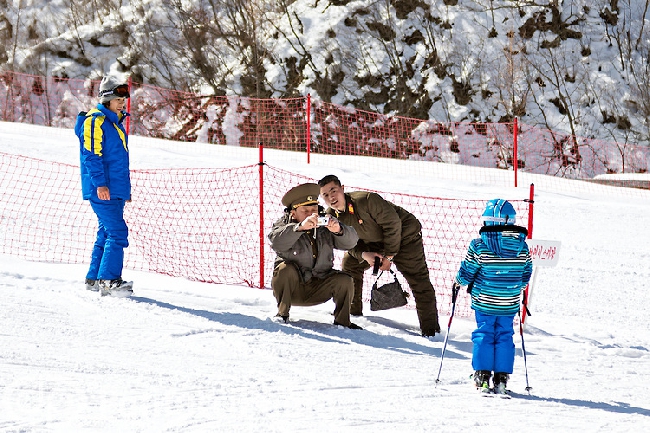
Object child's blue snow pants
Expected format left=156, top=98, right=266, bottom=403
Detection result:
left=472, top=310, right=516, bottom=373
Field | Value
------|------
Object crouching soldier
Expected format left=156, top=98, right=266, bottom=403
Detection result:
left=268, top=183, right=362, bottom=329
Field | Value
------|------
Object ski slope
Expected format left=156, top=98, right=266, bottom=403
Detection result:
left=1, top=122, right=649, bottom=432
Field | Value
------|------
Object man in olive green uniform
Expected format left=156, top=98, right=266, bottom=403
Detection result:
left=318, top=175, right=441, bottom=336
left=268, top=183, right=362, bottom=329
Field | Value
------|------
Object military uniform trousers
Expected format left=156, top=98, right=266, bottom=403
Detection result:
left=272, top=262, right=355, bottom=326
left=342, top=233, right=441, bottom=334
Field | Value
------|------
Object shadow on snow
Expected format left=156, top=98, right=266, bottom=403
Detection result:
left=130, top=296, right=448, bottom=358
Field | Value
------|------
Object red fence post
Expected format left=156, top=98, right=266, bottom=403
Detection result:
left=526, top=183, right=534, bottom=239
left=126, top=76, right=132, bottom=135
left=259, top=144, right=265, bottom=289
left=306, top=93, right=311, bottom=164
left=521, top=182, right=535, bottom=326
left=513, top=117, right=518, bottom=188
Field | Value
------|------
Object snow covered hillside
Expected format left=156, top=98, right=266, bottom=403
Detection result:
left=4, top=0, right=650, bottom=146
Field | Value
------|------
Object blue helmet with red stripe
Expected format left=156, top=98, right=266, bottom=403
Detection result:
left=482, top=199, right=516, bottom=226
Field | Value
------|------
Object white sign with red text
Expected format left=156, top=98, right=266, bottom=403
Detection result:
left=526, top=239, right=561, bottom=267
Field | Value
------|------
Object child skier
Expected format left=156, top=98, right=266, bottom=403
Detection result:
left=454, top=199, right=532, bottom=396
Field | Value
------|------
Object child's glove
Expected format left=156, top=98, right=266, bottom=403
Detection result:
left=467, top=282, right=474, bottom=294
left=451, top=282, right=460, bottom=303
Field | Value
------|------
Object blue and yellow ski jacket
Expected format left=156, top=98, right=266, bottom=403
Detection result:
left=75, top=104, right=131, bottom=200
left=455, top=225, right=533, bottom=316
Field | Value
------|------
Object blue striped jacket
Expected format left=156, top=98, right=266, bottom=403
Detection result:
left=75, top=104, right=131, bottom=200
left=455, top=225, right=533, bottom=316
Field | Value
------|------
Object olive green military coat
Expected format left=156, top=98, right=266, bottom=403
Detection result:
left=326, top=192, right=421, bottom=260
left=268, top=213, right=359, bottom=282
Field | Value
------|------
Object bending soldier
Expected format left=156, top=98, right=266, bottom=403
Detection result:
left=318, top=175, right=441, bottom=337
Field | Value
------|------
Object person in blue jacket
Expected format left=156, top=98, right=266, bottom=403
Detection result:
left=454, top=199, right=532, bottom=395
left=75, top=75, right=133, bottom=297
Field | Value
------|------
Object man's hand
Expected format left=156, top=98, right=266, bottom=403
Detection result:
left=379, top=255, right=392, bottom=271
left=361, top=252, right=392, bottom=271
left=325, top=216, right=343, bottom=234
left=298, top=213, right=319, bottom=231
left=97, top=186, right=110, bottom=200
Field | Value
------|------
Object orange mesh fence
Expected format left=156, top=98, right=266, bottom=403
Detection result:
left=129, top=165, right=265, bottom=286
left=128, top=86, right=308, bottom=150
left=346, top=187, right=529, bottom=317
left=0, top=153, right=89, bottom=264
left=0, top=151, right=532, bottom=317
left=1, top=71, right=648, bottom=197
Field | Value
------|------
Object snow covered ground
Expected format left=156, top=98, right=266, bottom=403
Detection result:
left=1, top=122, right=650, bottom=432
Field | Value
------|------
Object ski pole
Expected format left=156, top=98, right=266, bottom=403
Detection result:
left=518, top=291, right=533, bottom=393
left=435, top=282, right=461, bottom=385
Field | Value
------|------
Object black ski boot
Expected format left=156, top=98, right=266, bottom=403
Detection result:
left=493, top=372, right=510, bottom=397
left=473, top=370, right=491, bottom=394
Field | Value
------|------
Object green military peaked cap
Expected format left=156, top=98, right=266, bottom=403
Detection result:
left=282, top=183, right=320, bottom=209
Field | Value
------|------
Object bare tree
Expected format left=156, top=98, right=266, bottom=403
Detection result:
left=139, top=0, right=277, bottom=97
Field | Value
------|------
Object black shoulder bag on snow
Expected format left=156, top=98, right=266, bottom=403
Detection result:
left=370, top=269, right=409, bottom=311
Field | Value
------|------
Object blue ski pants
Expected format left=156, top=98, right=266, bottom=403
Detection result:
left=471, top=310, right=516, bottom=374
left=86, top=197, right=129, bottom=281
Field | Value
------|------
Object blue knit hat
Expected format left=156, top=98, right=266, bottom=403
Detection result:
left=482, top=199, right=516, bottom=226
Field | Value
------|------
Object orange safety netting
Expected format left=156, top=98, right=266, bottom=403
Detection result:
left=0, top=151, right=531, bottom=317
left=2, top=71, right=648, bottom=189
